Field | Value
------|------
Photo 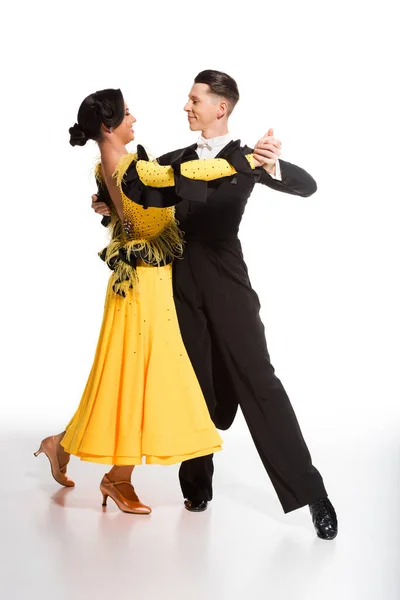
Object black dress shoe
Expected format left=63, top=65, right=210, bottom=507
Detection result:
left=309, top=498, right=338, bottom=540
left=184, top=499, right=208, bottom=512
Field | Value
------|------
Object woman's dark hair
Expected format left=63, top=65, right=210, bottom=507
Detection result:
left=194, top=70, right=239, bottom=115
left=69, top=88, right=125, bottom=147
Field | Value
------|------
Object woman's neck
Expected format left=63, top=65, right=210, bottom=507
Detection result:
left=98, top=137, right=128, bottom=170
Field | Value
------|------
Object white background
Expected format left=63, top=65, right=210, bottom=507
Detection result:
left=1, top=1, right=399, bottom=597
left=2, top=0, right=398, bottom=436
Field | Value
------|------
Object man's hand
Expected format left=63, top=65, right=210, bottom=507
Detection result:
left=253, top=128, right=281, bottom=176
left=91, top=194, right=111, bottom=216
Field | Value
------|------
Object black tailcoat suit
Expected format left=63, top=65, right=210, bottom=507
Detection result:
left=156, top=140, right=327, bottom=513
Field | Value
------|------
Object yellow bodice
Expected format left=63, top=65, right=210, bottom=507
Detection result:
left=96, top=149, right=255, bottom=296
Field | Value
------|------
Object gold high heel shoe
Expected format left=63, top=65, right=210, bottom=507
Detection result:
left=100, top=474, right=151, bottom=514
left=34, top=435, right=75, bottom=487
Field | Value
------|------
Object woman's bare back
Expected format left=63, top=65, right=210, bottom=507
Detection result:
left=100, top=151, right=127, bottom=221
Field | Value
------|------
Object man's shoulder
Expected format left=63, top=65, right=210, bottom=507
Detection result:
left=241, top=143, right=253, bottom=154
left=157, top=140, right=253, bottom=165
left=157, top=144, right=196, bottom=165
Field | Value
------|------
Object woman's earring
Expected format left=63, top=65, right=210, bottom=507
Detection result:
left=108, top=127, right=113, bottom=133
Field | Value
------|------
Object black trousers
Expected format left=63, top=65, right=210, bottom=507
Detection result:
left=173, top=239, right=327, bottom=513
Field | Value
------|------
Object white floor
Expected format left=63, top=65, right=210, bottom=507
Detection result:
left=1, top=425, right=399, bottom=600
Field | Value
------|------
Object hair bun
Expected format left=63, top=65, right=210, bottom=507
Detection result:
left=69, top=123, right=88, bottom=147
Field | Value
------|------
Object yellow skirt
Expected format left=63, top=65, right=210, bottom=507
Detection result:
left=61, top=262, right=222, bottom=465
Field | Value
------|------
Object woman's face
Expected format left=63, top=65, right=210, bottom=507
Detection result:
left=113, top=101, right=136, bottom=144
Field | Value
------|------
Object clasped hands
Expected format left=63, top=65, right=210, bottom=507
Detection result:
left=252, top=127, right=281, bottom=174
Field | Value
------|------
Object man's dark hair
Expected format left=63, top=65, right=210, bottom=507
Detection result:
left=194, top=70, right=239, bottom=115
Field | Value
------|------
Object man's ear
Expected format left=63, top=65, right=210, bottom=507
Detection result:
left=217, top=100, right=228, bottom=119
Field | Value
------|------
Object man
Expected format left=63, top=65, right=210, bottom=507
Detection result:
left=93, top=70, right=338, bottom=540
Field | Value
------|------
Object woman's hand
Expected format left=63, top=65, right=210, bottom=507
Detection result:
left=252, top=154, right=266, bottom=168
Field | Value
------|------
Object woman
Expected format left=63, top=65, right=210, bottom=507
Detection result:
left=34, top=88, right=257, bottom=514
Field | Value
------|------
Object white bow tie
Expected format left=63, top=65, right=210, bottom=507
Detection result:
left=197, top=138, right=213, bottom=150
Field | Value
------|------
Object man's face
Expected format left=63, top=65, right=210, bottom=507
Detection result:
left=184, top=83, right=222, bottom=132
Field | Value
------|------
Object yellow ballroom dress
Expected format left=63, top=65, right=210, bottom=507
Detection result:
left=61, top=150, right=254, bottom=466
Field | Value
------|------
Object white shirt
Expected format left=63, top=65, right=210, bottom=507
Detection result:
left=196, top=133, right=282, bottom=180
